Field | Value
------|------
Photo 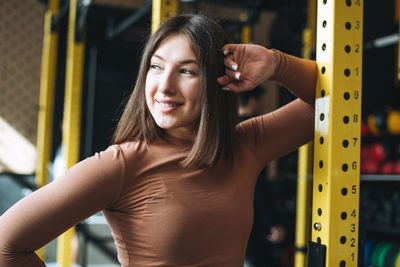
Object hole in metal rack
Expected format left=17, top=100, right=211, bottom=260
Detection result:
left=343, top=116, right=350, bottom=124
left=342, top=139, right=349, bottom=147
left=321, top=89, right=326, bottom=97
left=344, top=68, right=351, bottom=76
left=342, top=187, right=348, bottom=196
left=345, top=22, right=351, bottom=30
left=345, top=45, right=351, bottom=53
left=319, top=160, right=323, bottom=168
left=322, top=43, right=326, bottom=51
left=340, top=236, right=347, bottom=244
left=340, top=260, right=346, bottom=267
left=345, top=0, right=351, bottom=7
left=323, top=0, right=327, bottom=4
left=320, top=113, right=325, bottom=121
left=320, top=136, right=324, bottom=145
left=341, top=212, right=347, bottom=220
left=344, top=92, right=350, bottom=100
left=314, top=223, right=322, bottom=231
left=342, top=164, right=349, bottom=172
left=317, top=237, right=321, bottom=243
left=318, top=184, right=323, bottom=192
left=318, top=208, right=322, bottom=216
left=321, top=66, right=326, bottom=74
left=322, top=20, right=327, bottom=28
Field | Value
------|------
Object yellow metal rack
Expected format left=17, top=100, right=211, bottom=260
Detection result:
left=310, top=0, right=363, bottom=266
left=151, top=0, right=178, bottom=34
left=36, top=0, right=60, bottom=192
left=294, top=0, right=316, bottom=266
left=35, top=0, right=60, bottom=260
left=57, top=0, right=86, bottom=266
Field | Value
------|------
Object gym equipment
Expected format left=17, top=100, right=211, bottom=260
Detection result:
left=361, top=121, right=372, bottom=137
left=380, top=161, right=395, bottom=175
left=370, top=142, right=400, bottom=163
left=361, top=157, right=380, bottom=174
left=368, top=108, right=400, bottom=136
left=370, top=242, right=394, bottom=267
left=366, top=242, right=400, bottom=267
left=384, top=245, right=400, bottom=267
left=387, top=110, right=400, bottom=135
left=394, top=160, right=400, bottom=175
left=364, top=240, right=376, bottom=267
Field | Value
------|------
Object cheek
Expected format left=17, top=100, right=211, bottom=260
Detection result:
left=144, top=77, right=155, bottom=105
left=191, top=83, right=203, bottom=112
left=185, top=80, right=202, bottom=101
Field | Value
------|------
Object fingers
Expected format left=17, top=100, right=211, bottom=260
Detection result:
left=224, top=57, right=238, bottom=71
left=217, top=75, right=240, bottom=92
left=217, top=75, right=229, bottom=86
left=222, top=44, right=238, bottom=56
left=217, top=67, right=241, bottom=87
left=219, top=44, right=247, bottom=92
left=217, top=69, right=241, bottom=87
left=225, top=68, right=241, bottom=80
left=216, top=75, right=239, bottom=92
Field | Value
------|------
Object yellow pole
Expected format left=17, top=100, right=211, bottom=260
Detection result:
left=241, top=25, right=251, bottom=44
left=57, top=0, right=86, bottom=266
left=294, top=142, right=313, bottom=267
left=36, top=0, right=60, bottom=192
left=151, top=0, right=178, bottom=34
left=311, top=0, right=363, bottom=266
left=35, top=0, right=60, bottom=260
left=294, top=0, right=316, bottom=265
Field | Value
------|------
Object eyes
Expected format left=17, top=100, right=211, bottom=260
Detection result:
left=150, top=64, right=161, bottom=70
left=180, top=68, right=196, bottom=75
left=150, top=64, right=197, bottom=76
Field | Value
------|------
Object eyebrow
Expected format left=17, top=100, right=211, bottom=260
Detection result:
left=153, top=54, right=198, bottom=65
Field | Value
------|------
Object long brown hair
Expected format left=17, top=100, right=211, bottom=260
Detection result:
left=113, top=14, right=238, bottom=167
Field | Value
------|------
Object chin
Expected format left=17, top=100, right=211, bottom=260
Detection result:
left=154, top=121, right=176, bottom=130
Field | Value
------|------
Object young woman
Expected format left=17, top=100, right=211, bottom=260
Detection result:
left=0, top=14, right=316, bottom=266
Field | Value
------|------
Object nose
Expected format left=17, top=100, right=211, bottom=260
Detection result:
left=157, top=70, right=176, bottom=95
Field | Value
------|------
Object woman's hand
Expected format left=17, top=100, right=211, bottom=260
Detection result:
left=217, top=44, right=277, bottom=93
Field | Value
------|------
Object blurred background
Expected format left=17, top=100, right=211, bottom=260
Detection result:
left=0, top=0, right=399, bottom=266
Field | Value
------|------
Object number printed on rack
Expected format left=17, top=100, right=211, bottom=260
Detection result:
left=355, top=44, right=360, bottom=53
left=353, top=138, right=357, bottom=146
left=352, top=161, right=357, bottom=170
left=353, top=114, right=358, bottom=123
left=351, top=209, right=356, bottom=218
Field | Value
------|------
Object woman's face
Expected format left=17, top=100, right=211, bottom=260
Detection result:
left=145, top=33, right=202, bottom=140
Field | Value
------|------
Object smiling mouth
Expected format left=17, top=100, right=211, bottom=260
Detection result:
left=157, top=101, right=181, bottom=107
left=155, top=99, right=183, bottom=111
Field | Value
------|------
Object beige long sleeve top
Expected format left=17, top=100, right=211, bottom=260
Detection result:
left=0, top=51, right=316, bottom=267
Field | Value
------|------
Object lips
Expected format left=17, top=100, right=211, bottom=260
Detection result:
left=155, top=99, right=182, bottom=112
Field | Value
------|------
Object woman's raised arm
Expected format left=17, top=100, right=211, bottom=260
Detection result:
left=218, top=44, right=317, bottom=166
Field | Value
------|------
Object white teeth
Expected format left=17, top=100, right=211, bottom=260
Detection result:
left=158, top=102, right=179, bottom=107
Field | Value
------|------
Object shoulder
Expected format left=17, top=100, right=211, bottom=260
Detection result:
left=111, top=140, right=150, bottom=163
left=107, top=140, right=161, bottom=177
